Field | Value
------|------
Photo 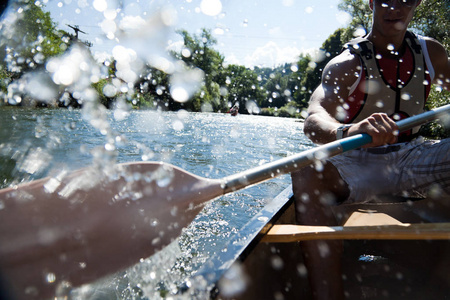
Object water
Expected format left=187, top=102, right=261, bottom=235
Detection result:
left=0, top=107, right=314, bottom=299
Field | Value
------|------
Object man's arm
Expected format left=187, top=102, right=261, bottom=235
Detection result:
left=303, top=51, right=358, bottom=144
left=426, top=37, right=450, bottom=91
left=304, top=50, right=398, bottom=148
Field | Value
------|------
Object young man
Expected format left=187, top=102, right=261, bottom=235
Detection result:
left=292, top=0, right=450, bottom=299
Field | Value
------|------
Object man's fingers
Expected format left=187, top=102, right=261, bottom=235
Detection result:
left=362, top=113, right=400, bottom=147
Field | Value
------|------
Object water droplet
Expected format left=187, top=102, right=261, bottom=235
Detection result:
left=64, top=121, right=76, bottom=132
left=375, top=100, right=385, bottom=108
left=271, top=255, right=284, bottom=270
left=200, top=0, right=222, bottom=16
left=295, top=264, right=308, bottom=278
left=104, top=143, right=115, bottom=151
left=153, top=165, right=174, bottom=187
left=172, top=119, right=184, bottom=131
left=392, top=114, right=401, bottom=121
left=145, top=271, right=155, bottom=280
left=353, top=26, right=366, bottom=37
left=102, top=84, right=117, bottom=97
left=44, top=177, right=61, bottom=193
left=257, top=216, right=269, bottom=222
left=170, top=68, right=204, bottom=103
left=170, top=206, right=178, bottom=216
left=401, top=93, right=411, bottom=100
left=24, top=286, right=39, bottom=297
left=93, top=0, right=107, bottom=12
left=218, top=263, right=248, bottom=297
left=46, top=272, right=56, bottom=283
left=301, top=193, right=310, bottom=202
left=181, top=48, right=191, bottom=58
left=150, top=218, right=159, bottom=227
left=318, top=241, right=330, bottom=257
left=201, top=102, right=214, bottom=112
left=245, top=100, right=260, bottom=114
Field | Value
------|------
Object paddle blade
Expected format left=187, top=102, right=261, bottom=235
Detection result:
left=0, top=161, right=223, bottom=299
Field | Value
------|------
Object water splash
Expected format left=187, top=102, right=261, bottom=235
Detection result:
left=170, top=67, right=204, bottom=103
left=217, top=262, right=248, bottom=297
left=114, top=7, right=178, bottom=75
left=200, top=0, right=223, bottom=17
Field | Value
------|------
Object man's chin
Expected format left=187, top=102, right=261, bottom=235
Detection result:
left=392, top=21, right=407, bottom=31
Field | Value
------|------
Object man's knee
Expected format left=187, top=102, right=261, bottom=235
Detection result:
left=291, top=162, right=350, bottom=224
left=292, top=162, right=349, bottom=200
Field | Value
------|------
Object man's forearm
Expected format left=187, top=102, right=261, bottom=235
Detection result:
left=304, top=113, right=341, bottom=144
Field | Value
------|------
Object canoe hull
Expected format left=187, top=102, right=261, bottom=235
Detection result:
left=211, top=188, right=450, bottom=299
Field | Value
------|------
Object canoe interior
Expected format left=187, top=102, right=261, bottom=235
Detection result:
left=212, top=189, right=450, bottom=300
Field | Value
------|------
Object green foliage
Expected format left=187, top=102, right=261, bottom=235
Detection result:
left=92, top=78, right=113, bottom=108
left=0, top=67, right=11, bottom=94
left=293, top=28, right=345, bottom=107
left=260, top=101, right=301, bottom=118
left=411, top=0, right=450, bottom=50
left=2, top=0, right=447, bottom=121
left=420, top=89, right=450, bottom=139
left=337, top=0, right=450, bottom=49
left=136, top=67, right=171, bottom=110
left=258, top=63, right=299, bottom=109
left=0, top=0, right=69, bottom=75
left=133, top=92, right=156, bottom=109
left=338, top=0, right=372, bottom=43
left=174, top=29, right=226, bottom=111
left=406, top=0, right=450, bottom=128
left=221, top=64, right=265, bottom=113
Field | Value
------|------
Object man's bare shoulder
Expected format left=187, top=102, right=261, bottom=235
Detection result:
left=422, top=36, right=445, bottom=48
left=321, top=49, right=362, bottom=86
left=423, top=36, right=450, bottom=88
left=423, top=36, right=448, bottom=63
left=308, top=50, right=362, bottom=115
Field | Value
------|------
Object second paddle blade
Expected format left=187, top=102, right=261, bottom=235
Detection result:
left=0, top=161, right=223, bottom=299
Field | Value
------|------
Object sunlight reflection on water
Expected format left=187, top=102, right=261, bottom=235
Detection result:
left=0, top=108, right=313, bottom=299
left=0, top=0, right=318, bottom=297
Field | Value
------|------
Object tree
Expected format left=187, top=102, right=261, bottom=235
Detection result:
left=222, top=64, right=265, bottom=114
left=0, top=0, right=69, bottom=76
left=338, top=0, right=372, bottom=43
left=412, top=0, right=449, bottom=50
left=0, top=0, right=72, bottom=105
left=294, top=28, right=344, bottom=106
left=263, top=72, right=290, bottom=108
left=337, top=0, right=449, bottom=50
left=411, top=0, right=450, bottom=137
left=173, top=29, right=226, bottom=111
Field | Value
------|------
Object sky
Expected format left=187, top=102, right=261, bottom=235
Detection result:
left=43, top=0, right=353, bottom=68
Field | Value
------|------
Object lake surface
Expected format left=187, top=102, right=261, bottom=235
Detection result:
left=0, top=107, right=314, bottom=299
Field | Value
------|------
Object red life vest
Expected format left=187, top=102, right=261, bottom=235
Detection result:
left=343, top=31, right=432, bottom=141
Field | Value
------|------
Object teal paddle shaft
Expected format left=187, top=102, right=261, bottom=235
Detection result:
left=222, top=104, right=450, bottom=193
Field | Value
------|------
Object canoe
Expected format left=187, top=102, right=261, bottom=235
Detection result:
left=193, top=185, right=450, bottom=299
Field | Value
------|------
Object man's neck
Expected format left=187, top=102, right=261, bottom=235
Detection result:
left=367, top=30, right=407, bottom=58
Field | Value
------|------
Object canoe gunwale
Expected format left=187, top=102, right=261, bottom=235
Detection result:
left=192, top=185, right=294, bottom=297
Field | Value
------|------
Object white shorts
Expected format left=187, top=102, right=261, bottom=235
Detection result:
left=329, top=137, right=450, bottom=203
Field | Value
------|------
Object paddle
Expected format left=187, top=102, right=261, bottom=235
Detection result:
left=1, top=104, right=449, bottom=298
